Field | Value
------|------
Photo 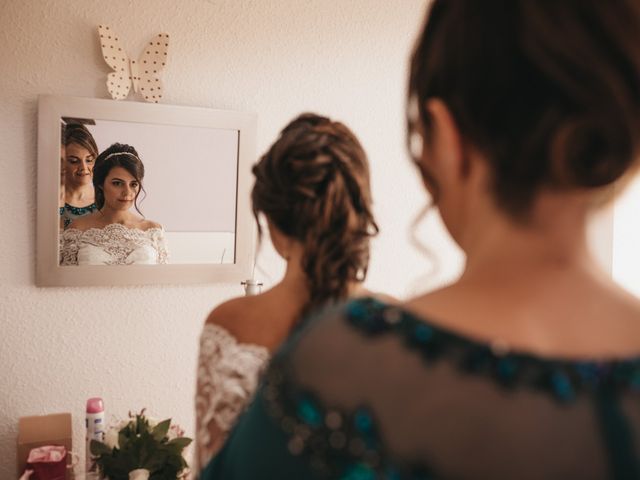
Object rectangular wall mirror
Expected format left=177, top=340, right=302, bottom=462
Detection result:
left=37, top=95, right=257, bottom=286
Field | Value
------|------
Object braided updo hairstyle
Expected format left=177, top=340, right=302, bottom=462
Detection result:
left=252, top=113, right=378, bottom=314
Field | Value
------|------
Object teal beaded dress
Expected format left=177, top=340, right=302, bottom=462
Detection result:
left=60, top=203, right=97, bottom=229
left=201, top=297, right=640, bottom=480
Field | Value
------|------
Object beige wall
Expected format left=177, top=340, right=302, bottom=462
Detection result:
left=613, top=175, right=640, bottom=296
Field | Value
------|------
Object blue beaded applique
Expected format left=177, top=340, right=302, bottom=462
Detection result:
left=60, top=202, right=98, bottom=229
left=262, top=358, right=433, bottom=480
left=345, top=297, right=640, bottom=403
left=63, top=203, right=98, bottom=216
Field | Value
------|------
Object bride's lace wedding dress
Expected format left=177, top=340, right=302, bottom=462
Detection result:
left=59, top=223, right=169, bottom=265
left=194, top=323, right=270, bottom=472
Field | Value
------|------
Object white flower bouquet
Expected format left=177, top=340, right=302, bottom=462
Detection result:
left=90, top=409, right=192, bottom=480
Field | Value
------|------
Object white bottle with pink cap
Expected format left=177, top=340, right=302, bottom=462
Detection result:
left=85, top=397, right=105, bottom=477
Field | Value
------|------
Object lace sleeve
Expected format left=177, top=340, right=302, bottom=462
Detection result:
left=151, top=228, right=169, bottom=264
left=59, top=229, right=82, bottom=266
left=195, top=323, right=270, bottom=471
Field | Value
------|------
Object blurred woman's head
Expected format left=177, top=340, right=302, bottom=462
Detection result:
left=408, top=0, right=640, bottom=232
left=63, top=124, right=99, bottom=188
left=252, top=113, right=378, bottom=313
left=93, top=143, right=146, bottom=215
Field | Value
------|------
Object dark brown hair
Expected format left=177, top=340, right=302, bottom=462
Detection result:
left=252, top=113, right=378, bottom=314
left=93, top=143, right=146, bottom=214
left=63, top=123, right=99, bottom=160
left=408, top=0, right=640, bottom=218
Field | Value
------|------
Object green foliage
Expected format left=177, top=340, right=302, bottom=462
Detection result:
left=90, top=412, right=192, bottom=480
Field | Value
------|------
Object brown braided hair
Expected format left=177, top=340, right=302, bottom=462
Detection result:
left=252, top=113, right=378, bottom=314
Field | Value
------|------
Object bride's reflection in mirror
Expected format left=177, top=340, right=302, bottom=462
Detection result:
left=60, top=124, right=99, bottom=229
left=59, top=143, right=169, bottom=266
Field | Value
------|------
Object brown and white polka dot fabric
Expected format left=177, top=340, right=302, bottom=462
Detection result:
left=98, top=25, right=169, bottom=103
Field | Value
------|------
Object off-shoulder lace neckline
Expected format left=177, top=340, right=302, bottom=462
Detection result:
left=202, top=323, right=271, bottom=354
left=64, top=223, right=164, bottom=235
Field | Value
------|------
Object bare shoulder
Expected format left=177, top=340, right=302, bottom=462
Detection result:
left=403, top=284, right=457, bottom=311
left=204, top=295, right=264, bottom=342
left=140, top=219, right=163, bottom=231
left=203, top=288, right=301, bottom=351
left=605, top=280, right=640, bottom=322
left=403, top=278, right=640, bottom=356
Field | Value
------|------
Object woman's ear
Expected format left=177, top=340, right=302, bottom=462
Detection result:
left=421, top=99, right=467, bottom=181
left=266, top=220, right=292, bottom=261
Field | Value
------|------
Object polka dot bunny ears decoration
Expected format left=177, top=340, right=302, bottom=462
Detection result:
left=98, top=25, right=169, bottom=103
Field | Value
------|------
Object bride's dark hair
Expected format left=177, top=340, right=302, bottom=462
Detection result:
left=252, top=113, right=378, bottom=314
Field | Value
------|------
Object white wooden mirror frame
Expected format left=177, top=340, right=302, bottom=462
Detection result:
left=37, top=95, right=257, bottom=286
